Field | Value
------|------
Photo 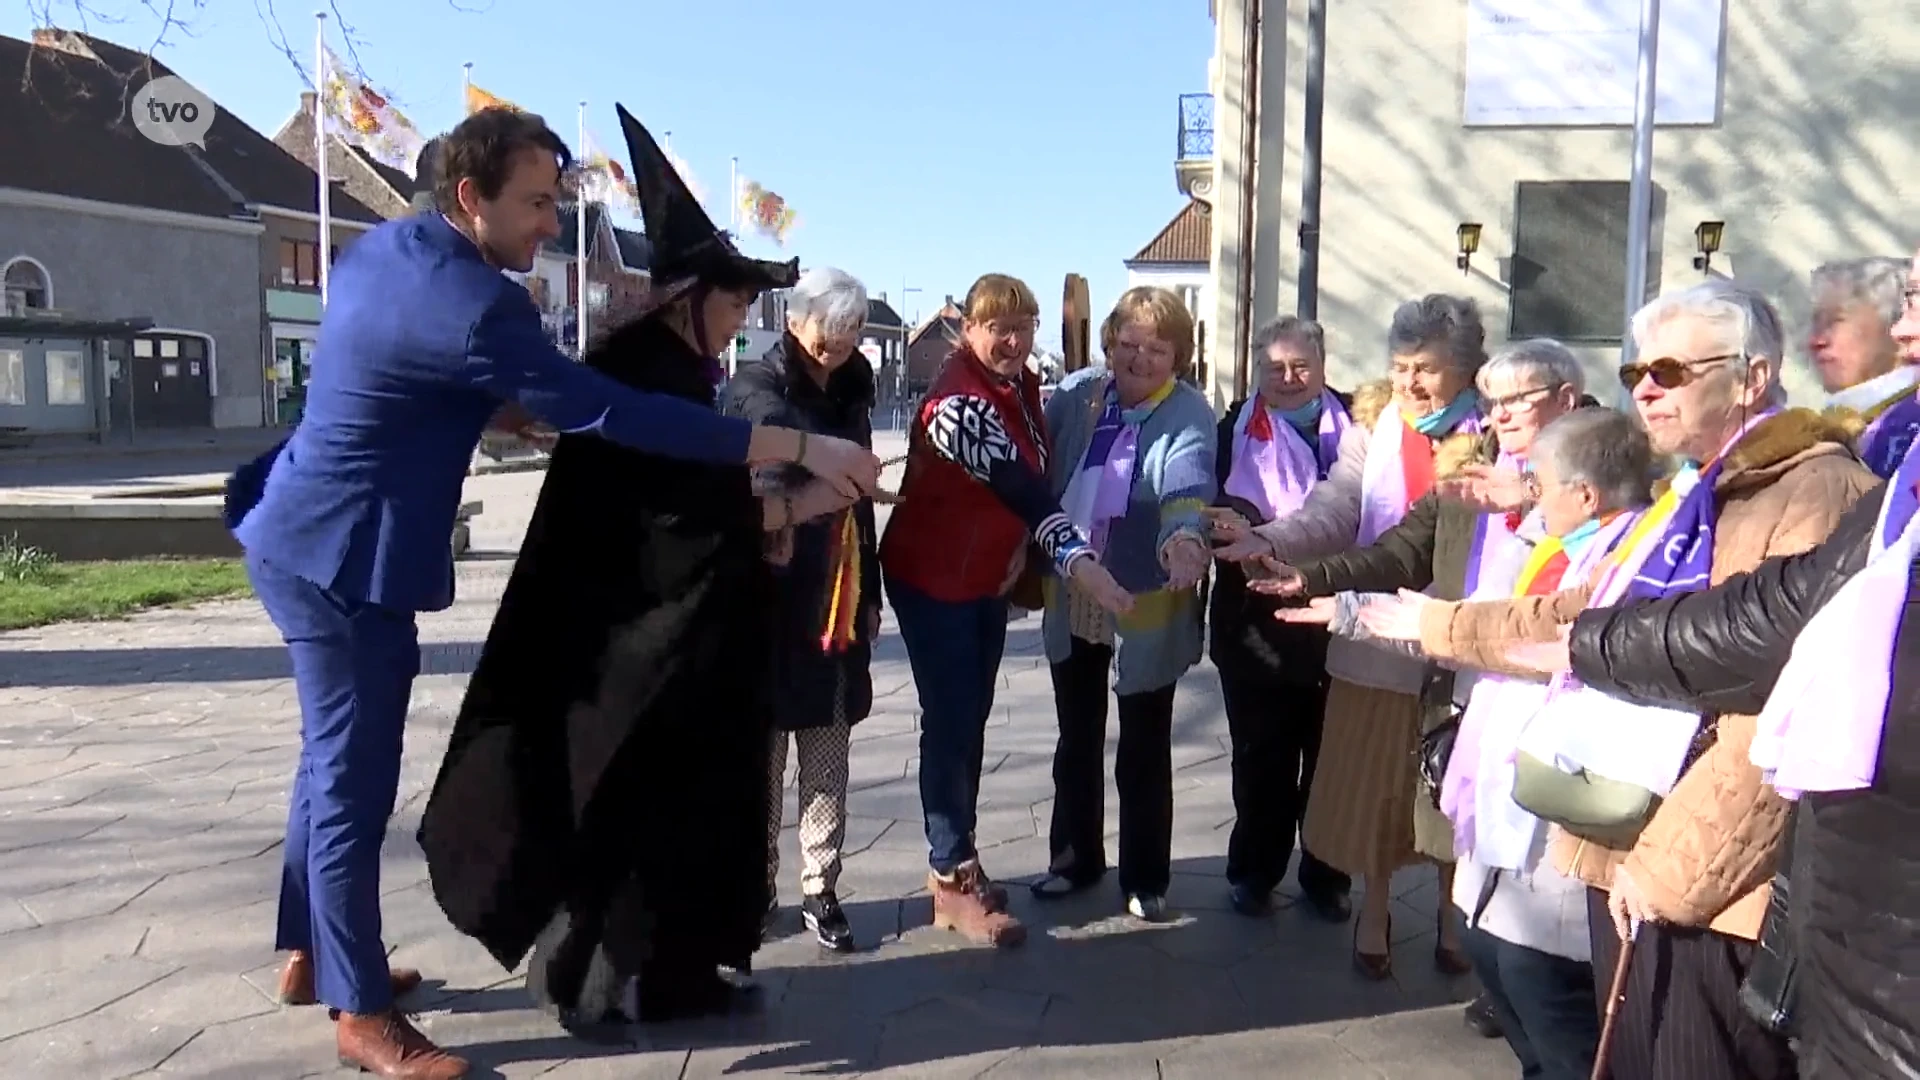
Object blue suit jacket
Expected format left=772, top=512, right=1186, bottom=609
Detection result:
left=230, top=212, right=753, bottom=612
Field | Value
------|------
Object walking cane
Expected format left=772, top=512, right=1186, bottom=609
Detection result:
left=1590, top=917, right=1640, bottom=1080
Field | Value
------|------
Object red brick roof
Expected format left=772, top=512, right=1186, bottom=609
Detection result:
left=1128, top=199, right=1211, bottom=265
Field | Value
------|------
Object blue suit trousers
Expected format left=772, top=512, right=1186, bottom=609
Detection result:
left=249, top=554, right=420, bottom=1015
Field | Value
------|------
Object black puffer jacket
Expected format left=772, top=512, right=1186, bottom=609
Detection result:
left=1569, top=480, right=1920, bottom=1080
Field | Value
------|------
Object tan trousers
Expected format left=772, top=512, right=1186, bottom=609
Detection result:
left=767, top=722, right=851, bottom=897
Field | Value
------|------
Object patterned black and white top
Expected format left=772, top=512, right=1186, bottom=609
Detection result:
left=924, top=393, right=1090, bottom=573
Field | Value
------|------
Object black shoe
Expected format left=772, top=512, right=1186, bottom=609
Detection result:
left=1228, top=882, right=1274, bottom=917
left=1463, top=995, right=1504, bottom=1039
left=802, top=892, right=856, bottom=953
left=1302, top=885, right=1354, bottom=924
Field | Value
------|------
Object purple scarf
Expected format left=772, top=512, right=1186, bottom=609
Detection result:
left=1751, top=439, right=1920, bottom=798
left=1222, top=390, right=1350, bottom=522
left=1067, top=382, right=1157, bottom=553
left=1623, top=411, right=1777, bottom=602
left=1457, top=451, right=1526, bottom=598
left=1859, top=393, right=1920, bottom=479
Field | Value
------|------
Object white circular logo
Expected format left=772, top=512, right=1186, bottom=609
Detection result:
left=130, top=75, right=216, bottom=148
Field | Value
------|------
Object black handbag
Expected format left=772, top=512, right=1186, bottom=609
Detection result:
left=1416, top=709, right=1463, bottom=812
left=1738, top=805, right=1802, bottom=1036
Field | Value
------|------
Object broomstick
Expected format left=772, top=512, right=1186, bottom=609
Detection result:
left=1591, top=918, right=1640, bottom=1080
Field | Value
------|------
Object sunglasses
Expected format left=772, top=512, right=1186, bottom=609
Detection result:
left=1617, top=353, right=1739, bottom=391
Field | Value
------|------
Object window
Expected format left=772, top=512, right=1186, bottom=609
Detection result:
left=134, top=338, right=153, bottom=358
left=279, top=239, right=322, bottom=287
left=0, top=349, right=23, bottom=405
left=44, top=350, right=86, bottom=406
left=3, top=258, right=50, bottom=311
left=1509, top=180, right=1653, bottom=341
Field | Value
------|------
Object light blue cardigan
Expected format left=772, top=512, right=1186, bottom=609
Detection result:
left=1039, top=369, right=1217, bottom=695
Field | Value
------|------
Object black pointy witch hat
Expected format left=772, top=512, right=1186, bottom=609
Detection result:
left=616, top=103, right=798, bottom=292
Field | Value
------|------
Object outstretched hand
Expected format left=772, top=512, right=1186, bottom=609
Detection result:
left=1162, top=536, right=1211, bottom=591
left=1497, top=625, right=1574, bottom=675
left=1070, top=557, right=1135, bottom=616
left=1245, top=556, right=1306, bottom=596
left=1352, top=588, right=1432, bottom=641
left=799, top=433, right=882, bottom=499
left=1273, top=597, right=1336, bottom=625
left=1432, top=463, right=1533, bottom=513
left=1212, top=534, right=1274, bottom=565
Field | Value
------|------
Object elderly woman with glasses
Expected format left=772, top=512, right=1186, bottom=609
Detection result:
left=1206, top=316, right=1356, bottom=924
left=1213, top=294, right=1490, bottom=980
left=1809, top=257, right=1919, bottom=476
left=1027, top=286, right=1216, bottom=923
left=722, top=267, right=882, bottom=954
left=1359, top=280, right=1878, bottom=1080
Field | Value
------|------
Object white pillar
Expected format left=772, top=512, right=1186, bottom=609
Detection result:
left=1205, top=0, right=1285, bottom=413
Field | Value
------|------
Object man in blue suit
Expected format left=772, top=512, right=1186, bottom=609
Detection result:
left=227, top=107, right=878, bottom=1079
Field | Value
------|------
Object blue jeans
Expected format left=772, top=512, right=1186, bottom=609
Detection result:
left=250, top=554, right=420, bottom=1015
left=885, top=577, right=1008, bottom=875
left=1463, top=925, right=1601, bottom=1080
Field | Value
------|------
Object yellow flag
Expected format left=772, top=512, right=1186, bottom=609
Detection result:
left=465, top=82, right=522, bottom=116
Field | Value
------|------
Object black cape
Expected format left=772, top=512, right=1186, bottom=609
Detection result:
left=418, top=317, right=774, bottom=978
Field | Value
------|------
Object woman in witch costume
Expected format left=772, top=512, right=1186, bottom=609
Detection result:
left=416, top=105, right=843, bottom=1028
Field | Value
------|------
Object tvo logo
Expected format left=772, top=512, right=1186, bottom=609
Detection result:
left=131, top=75, right=216, bottom=148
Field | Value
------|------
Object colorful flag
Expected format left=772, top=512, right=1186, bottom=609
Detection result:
left=465, top=82, right=522, bottom=115
left=575, top=127, right=639, bottom=215
left=319, top=46, right=428, bottom=178
left=736, top=177, right=798, bottom=245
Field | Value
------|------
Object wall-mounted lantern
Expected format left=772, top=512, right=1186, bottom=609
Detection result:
left=1456, top=222, right=1483, bottom=275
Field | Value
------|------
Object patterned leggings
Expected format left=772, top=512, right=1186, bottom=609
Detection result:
left=766, top=722, right=852, bottom=897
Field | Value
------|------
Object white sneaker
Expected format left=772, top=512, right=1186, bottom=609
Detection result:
left=1126, top=893, right=1169, bottom=922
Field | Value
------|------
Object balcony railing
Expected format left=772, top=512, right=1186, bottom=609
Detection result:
left=1178, top=93, right=1214, bottom=160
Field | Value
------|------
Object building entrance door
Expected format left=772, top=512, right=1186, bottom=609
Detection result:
left=131, top=333, right=214, bottom=428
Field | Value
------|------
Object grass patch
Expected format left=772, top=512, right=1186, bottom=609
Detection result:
left=0, top=535, right=251, bottom=630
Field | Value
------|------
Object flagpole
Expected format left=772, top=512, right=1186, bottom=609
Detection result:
left=1620, top=0, right=1662, bottom=365
left=576, top=99, right=589, bottom=359
left=461, top=61, right=472, bottom=114
left=315, top=10, right=332, bottom=308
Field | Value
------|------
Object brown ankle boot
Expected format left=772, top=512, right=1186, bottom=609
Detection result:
left=279, top=950, right=425, bottom=1006
left=930, top=862, right=1025, bottom=947
left=335, top=1009, right=469, bottom=1079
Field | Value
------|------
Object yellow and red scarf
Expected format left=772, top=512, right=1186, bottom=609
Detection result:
left=819, top=509, right=862, bottom=653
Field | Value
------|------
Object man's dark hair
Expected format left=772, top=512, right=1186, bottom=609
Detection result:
left=431, top=107, right=573, bottom=215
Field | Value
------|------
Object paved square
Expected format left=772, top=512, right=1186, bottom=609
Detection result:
left=0, top=447, right=1517, bottom=1078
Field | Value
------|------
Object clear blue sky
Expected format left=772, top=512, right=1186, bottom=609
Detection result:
left=10, top=0, right=1214, bottom=347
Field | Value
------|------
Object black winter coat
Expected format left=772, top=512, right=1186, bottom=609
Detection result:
left=1568, top=480, right=1920, bottom=1080
left=722, top=337, right=880, bottom=732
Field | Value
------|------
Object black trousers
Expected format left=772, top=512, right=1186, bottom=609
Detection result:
left=1047, top=637, right=1176, bottom=896
left=1219, top=666, right=1350, bottom=897
left=1464, top=925, right=1600, bottom=1080
left=1585, top=888, right=1798, bottom=1080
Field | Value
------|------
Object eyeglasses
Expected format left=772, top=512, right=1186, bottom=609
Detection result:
left=1617, top=353, right=1739, bottom=391
left=1483, top=384, right=1561, bottom=413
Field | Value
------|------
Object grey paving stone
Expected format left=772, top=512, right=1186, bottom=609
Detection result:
left=0, top=467, right=1517, bottom=1079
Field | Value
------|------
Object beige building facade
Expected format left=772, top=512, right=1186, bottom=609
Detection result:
left=1203, top=0, right=1919, bottom=409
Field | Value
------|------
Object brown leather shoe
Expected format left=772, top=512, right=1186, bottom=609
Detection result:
left=930, top=862, right=1025, bottom=947
left=335, top=1009, right=469, bottom=1079
left=278, top=951, right=425, bottom=1006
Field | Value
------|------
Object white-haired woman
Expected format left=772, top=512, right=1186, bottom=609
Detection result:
left=1809, top=256, right=1919, bottom=476
left=722, top=266, right=881, bottom=953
